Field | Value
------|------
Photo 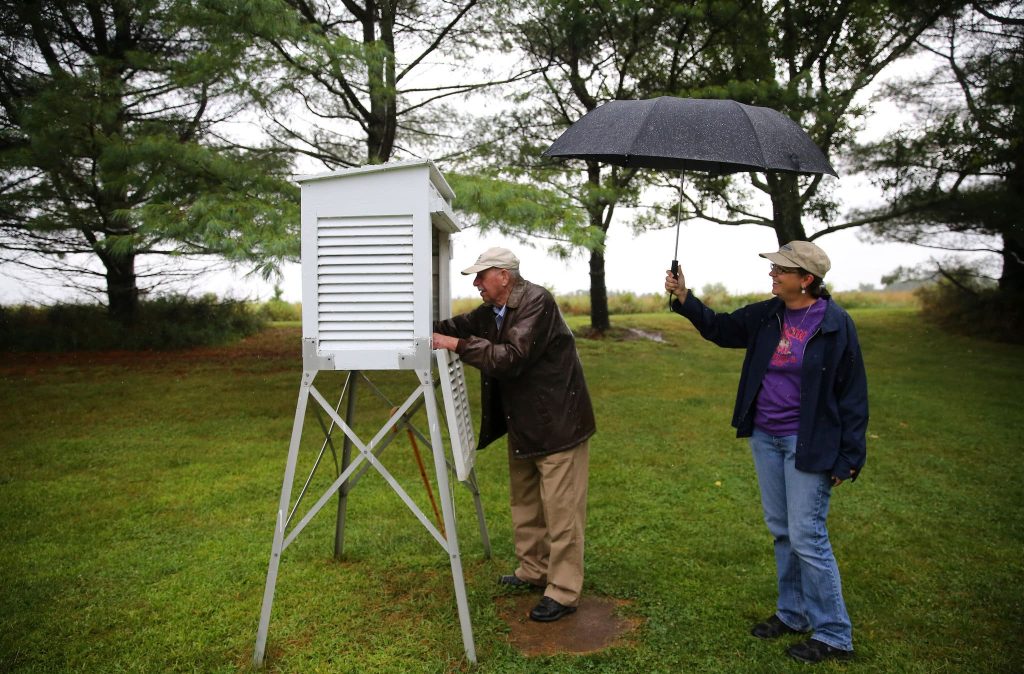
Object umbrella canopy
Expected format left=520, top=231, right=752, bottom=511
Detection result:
left=543, top=96, right=837, bottom=177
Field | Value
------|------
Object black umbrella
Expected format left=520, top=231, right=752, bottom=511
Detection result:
left=543, top=96, right=837, bottom=279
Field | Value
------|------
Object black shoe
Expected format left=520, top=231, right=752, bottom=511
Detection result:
left=498, top=574, right=543, bottom=590
left=751, top=614, right=806, bottom=639
left=529, top=596, right=577, bottom=622
left=787, top=638, right=854, bottom=663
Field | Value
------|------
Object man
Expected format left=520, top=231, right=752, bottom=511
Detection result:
left=432, top=247, right=595, bottom=622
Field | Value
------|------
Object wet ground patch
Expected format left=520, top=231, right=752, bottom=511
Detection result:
left=496, top=594, right=643, bottom=657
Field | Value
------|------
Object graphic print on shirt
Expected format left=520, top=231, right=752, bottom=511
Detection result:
left=772, top=324, right=812, bottom=367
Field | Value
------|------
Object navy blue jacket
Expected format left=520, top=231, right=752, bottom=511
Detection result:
left=672, top=291, right=868, bottom=479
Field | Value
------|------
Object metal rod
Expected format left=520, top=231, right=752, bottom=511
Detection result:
left=334, top=372, right=358, bottom=559
left=669, top=171, right=685, bottom=309
left=674, top=170, right=684, bottom=260
left=286, top=375, right=349, bottom=528
left=286, top=406, right=335, bottom=528
left=406, top=424, right=445, bottom=535
left=466, top=469, right=492, bottom=559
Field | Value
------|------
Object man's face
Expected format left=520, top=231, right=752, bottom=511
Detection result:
left=473, top=267, right=510, bottom=305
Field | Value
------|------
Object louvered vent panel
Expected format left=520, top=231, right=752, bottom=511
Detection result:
left=317, top=214, right=415, bottom=350
left=444, top=356, right=476, bottom=452
left=437, top=350, right=477, bottom=481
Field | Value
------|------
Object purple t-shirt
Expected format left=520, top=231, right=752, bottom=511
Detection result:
left=754, top=298, right=827, bottom=435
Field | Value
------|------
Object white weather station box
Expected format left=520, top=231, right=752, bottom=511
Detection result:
left=299, top=159, right=459, bottom=371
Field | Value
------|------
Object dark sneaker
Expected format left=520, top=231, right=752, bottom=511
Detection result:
left=528, top=596, right=577, bottom=622
left=787, top=638, right=854, bottom=663
left=498, top=574, right=543, bottom=590
left=751, top=614, right=806, bottom=639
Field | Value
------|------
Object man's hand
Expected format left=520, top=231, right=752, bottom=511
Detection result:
left=664, top=269, right=688, bottom=300
left=432, top=332, right=458, bottom=351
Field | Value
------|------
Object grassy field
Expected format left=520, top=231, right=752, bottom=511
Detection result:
left=1, top=308, right=1022, bottom=673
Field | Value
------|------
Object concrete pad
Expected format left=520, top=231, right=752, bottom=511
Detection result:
left=497, top=594, right=643, bottom=657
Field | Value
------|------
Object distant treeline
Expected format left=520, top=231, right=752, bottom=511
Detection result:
left=454, top=285, right=918, bottom=317
left=0, top=288, right=924, bottom=353
left=0, top=296, right=270, bottom=352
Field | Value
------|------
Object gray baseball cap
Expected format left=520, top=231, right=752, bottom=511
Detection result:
left=759, top=240, right=831, bottom=278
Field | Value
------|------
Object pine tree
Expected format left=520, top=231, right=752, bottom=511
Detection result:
left=852, top=1, right=1023, bottom=295
left=0, top=0, right=298, bottom=323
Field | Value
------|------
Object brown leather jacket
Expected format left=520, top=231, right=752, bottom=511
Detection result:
left=434, top=278, right=596, bottom=458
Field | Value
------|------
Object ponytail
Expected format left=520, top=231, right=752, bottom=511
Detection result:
left=804, top=274, right=830, bottom=299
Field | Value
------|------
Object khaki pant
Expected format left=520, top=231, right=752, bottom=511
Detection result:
left=508, top=440, right=589, bottom=607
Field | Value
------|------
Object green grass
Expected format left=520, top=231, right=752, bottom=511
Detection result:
left=1, top=308, right=1022, bottom=672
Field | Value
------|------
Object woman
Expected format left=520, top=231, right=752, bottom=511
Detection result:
left=664, top=240, right=867, bottom=664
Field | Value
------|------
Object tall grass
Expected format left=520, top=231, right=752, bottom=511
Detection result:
left=452, top=286, right=918, bottom=317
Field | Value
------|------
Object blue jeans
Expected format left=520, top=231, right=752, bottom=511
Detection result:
left=750, top=428, right=853, bottom=651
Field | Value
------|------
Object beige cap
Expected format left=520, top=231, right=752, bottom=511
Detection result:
left=759, top=240, right=831, bottom=278
left=461, top=246, right=520, bottom=275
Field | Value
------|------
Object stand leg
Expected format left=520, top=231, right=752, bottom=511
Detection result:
left=254, top=371, right=314, bottom=667
left=334, top=372, right=358, bottom=559
left=419, top=369, right=476, bottom=663
left=466, top=469, right=491, bottom=559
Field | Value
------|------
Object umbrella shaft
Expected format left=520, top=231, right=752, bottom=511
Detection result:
left=673, top=172, right=683, bottom=263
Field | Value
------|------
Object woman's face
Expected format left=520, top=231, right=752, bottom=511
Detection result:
left=769, top=263, right=811, bottom=299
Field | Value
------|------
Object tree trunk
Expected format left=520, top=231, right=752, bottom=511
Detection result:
left=1000, top=169, right=1024, bottom=295
left=1000, top=230, right=1024, bottom=295
left=334, top=374, right=358, bottom=560
left=589, top=247, right=610, bottom=333
left=102, top=252, right=139, bottom=325
left=585, top=162, right=610, bottom=333
left=766, top=173, right=807, bottom=244
left=364, top=0, right=397, bottom=163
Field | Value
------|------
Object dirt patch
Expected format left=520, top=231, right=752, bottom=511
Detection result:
left=496, top=594, right=643, bottom=657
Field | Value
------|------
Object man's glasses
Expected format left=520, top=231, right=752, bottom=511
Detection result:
left=769, top=263, right=801, bottom=276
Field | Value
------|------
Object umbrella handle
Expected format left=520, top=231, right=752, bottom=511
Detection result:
left=667, top=259, right=680, bottom=310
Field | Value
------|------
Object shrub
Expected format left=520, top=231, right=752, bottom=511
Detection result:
left=695, top=283, right=766, bottom=312
left=260, top=298, right=302, bottom=322
left=831, top=290, right=918, bottom=309
left=0, top=295, right=267, bottom=352
left=917, top=282, right=1023, bottom=343
left=558, top=291, right=591, bottom=316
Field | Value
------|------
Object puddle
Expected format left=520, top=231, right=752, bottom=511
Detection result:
left=626, top=328, right=665, bottom=343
